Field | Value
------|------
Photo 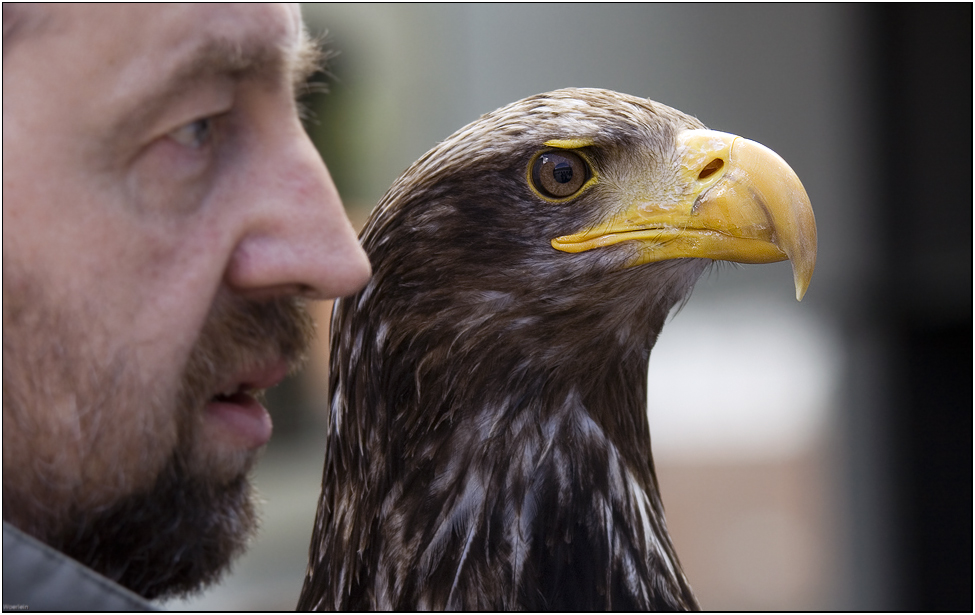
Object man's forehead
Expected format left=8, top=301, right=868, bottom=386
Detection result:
left=30, top=4, right=306, bottom=69
left=156, top=4, right=305, bottom=57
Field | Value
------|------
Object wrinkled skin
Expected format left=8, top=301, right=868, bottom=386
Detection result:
left=2, top=3, right=369, bottom=600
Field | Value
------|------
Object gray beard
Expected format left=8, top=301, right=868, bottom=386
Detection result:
left=3, top=266, right=314, bottom=600
left=46, top=450, right=260, bottom=601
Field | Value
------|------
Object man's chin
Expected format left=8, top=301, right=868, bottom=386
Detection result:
left=51, top=453, right=260, bottom=601
left=188, top=431, right=264, bottom=486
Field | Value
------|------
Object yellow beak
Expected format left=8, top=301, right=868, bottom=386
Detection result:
left=551, top=130, right=817, bottom=300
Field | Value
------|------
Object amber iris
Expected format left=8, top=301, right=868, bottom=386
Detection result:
left=531, top=150, right=589, bottom=198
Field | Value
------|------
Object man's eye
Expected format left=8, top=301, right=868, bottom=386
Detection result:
left=167, top=117, right=212, bottom=149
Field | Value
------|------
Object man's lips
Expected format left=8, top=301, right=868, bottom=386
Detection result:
left=204, top=359, right=291, bottom=450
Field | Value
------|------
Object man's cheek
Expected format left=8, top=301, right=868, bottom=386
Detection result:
left=84, top=405, right=182, bottom=500
left=68, top=368, right=183, bottom=509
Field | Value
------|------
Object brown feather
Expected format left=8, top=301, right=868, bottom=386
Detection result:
left=299, top=88, right=706, bottom=610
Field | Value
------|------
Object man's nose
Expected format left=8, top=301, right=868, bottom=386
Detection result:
left=224, top=130, right=372, bottom=301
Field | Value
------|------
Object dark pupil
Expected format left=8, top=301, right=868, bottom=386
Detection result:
left=552, top=161, right=573, bottom=184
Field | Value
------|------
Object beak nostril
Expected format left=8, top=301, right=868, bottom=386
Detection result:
left=698, top=158, right=724, bottom=180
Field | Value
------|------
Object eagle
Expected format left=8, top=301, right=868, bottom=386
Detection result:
left=298, top=88, right=816, bottom=611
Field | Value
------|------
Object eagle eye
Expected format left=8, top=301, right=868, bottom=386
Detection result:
left=530, top=150, right=590, bottom=199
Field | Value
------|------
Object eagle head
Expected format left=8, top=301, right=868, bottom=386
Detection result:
left=300, top=88, right=816, bottom=611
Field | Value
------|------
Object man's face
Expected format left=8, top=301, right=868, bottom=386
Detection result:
left=2, top=4, right=370, bottom=599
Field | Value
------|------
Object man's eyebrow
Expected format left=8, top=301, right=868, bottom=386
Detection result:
left=161, top=36, right=286, bottom=96
left=168, top=29, right=327, bottom=99
left=292, top=29, right=331, bottom=95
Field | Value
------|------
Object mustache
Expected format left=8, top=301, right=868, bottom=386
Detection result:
left=178, top=294, right=317, bottom=417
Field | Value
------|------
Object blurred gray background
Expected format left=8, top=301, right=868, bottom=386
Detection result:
left=166, top=4, right=971, bottom=611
